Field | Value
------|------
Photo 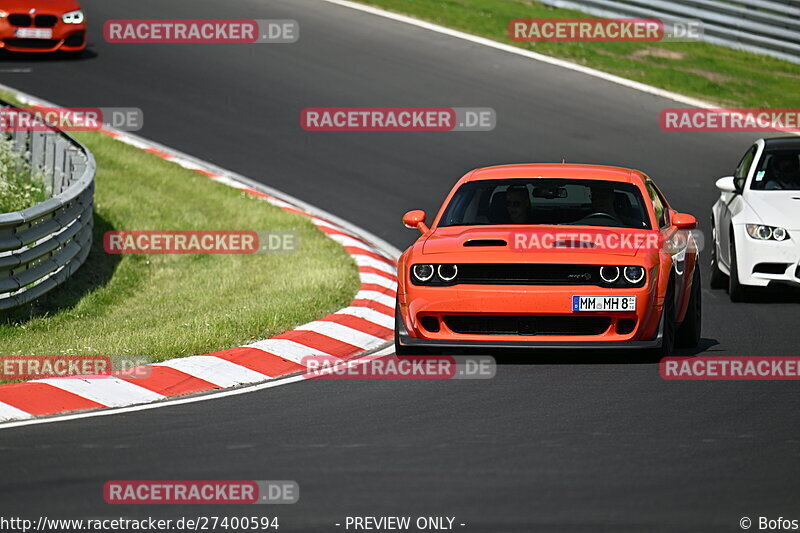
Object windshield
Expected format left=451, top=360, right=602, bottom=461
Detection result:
left=438, top=178, right=651, bottom=229
left=750, top=149, right=800, bottom=191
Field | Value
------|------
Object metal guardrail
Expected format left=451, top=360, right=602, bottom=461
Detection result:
left=0, top=99, right=95, bottom=310
left=536, top=0, right=800, bottom=64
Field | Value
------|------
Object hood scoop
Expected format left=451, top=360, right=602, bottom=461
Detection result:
left=553, top=239, right=596, bottom=248
left=463, top=239, right=507, bottom=247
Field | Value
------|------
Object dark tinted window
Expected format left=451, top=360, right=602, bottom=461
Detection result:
left=735, top=145, right=757, bottom=191
left=438, top=178, right=650, bottom=229
left=750, top=149, right=800, bottom=191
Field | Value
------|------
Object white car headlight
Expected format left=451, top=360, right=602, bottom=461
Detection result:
left=62, top=10, right=84, bottom=24
left=411, top=264, right=434, bottom=282
left=746, top=224, right=790, bottom=241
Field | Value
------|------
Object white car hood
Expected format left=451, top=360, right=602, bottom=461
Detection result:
left=745, top=191, right=800, bottom=230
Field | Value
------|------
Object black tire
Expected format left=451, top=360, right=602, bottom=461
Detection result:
left=676, top=267, right=702, bottom=348
left=394, top=303, right=414, bottom=355
left=394, top=330, right=414, bottom=355
left=709, top=219, right=727, bottom=289
left=646, top=281, right=676, bottom=358
left=728, top=233, right=749, bottom=302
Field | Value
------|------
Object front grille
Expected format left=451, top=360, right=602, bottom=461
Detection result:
left=7, top=14, right=58, bottom=27
left=2, top=38, right=59, bottom=49
left=34, top=15, right=58, bottom=28
left=455, top=263, right=601, bottom=285
left=8, top=14, right=32, bottom=26
left=444, top=315, right=611, bottom=336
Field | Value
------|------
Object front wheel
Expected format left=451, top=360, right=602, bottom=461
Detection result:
left=676, top=267, right=702, bottom=348
left=646, top=282, right=676, bottom=358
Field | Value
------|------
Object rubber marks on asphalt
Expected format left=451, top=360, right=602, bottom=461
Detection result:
left=0, top=129, right=397, bottom=423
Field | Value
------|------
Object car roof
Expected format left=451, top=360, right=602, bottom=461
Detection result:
left=463, top=163, right=645, bottom=185
left=762, top=137, right=800, bottom=150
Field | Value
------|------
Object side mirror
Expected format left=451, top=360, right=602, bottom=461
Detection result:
left=402, top=210, right=429, bottom=233
left=673, top=213, right=697, bottom=230
left=715, top=176, right=737, bottom=193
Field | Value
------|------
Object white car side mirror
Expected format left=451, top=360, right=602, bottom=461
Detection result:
left=715, top=176, right=737, bottom=193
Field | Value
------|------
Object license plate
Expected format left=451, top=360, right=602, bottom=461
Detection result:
left=15, top=28, right=53, bottom=39
left=573, top=295, right=636, bottom=312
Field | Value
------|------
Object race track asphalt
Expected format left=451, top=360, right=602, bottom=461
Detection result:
left=1, top=1, right=799, bottom=531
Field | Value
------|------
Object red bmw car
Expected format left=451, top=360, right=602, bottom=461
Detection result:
left=396, top=164, right=701, bottom=356
left=0, top=0, right=86, bottom=53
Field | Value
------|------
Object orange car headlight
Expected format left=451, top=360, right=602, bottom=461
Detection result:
left=623, top=266, right=645, bottom=284
left=411, top=264, right=435, bottom=283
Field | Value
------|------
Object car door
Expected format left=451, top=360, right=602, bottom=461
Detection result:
left=719, top=145, right=756, bottom=266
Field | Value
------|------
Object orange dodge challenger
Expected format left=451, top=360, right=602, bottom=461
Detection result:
left=0, top=0, right=86, bottom=53
left=396, top=164, right=701, bottom=356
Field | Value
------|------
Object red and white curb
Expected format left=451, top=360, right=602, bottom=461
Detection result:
left=0, top=86, right=400, bottom=426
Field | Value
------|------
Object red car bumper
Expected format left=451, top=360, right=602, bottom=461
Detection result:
left=0, top=15, right=86, bottom=53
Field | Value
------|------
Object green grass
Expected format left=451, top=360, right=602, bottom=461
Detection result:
left=0, top=136, right=46, bottom=213
left=358, top=0, right=800, bottom=108
left=0, top=115, right=360, bottom=369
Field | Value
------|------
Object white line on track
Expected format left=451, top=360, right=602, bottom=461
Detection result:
left=318, top=0, right=717, bottom=109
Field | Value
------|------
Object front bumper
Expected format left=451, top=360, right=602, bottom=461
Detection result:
left=734, top=225, right=800, bottom=287
left=0, top=19, right=86, bottom=53
left=398, top=283, right=663, bottom=349
left=397, top=308, right=664, bottom=350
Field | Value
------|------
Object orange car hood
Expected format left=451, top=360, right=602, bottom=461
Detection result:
left=0, top=0, right=81, bottom=13
left=421, top=225, right=656, bottom=258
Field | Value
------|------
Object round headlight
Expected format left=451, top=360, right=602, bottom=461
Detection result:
left=756, top=225, right=773, bottom=240
left=623, top=266, right=645, bottom=284
left=599, top=266, right=620, bottom=283
left=773, top=227, right=788, bottom=241
left=437, top=264, right=458, bottom=282
left=412, top=264, right=434, bottom=282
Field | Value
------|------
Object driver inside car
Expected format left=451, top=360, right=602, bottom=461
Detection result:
left=505, top=186, right=533, bottom=224
left=587, top=186, right=641, bottom=228
left=765, top=154, right=800, bottom=190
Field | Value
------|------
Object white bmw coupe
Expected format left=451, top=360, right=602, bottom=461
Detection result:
left=711, top=137, right=800, bottom=301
